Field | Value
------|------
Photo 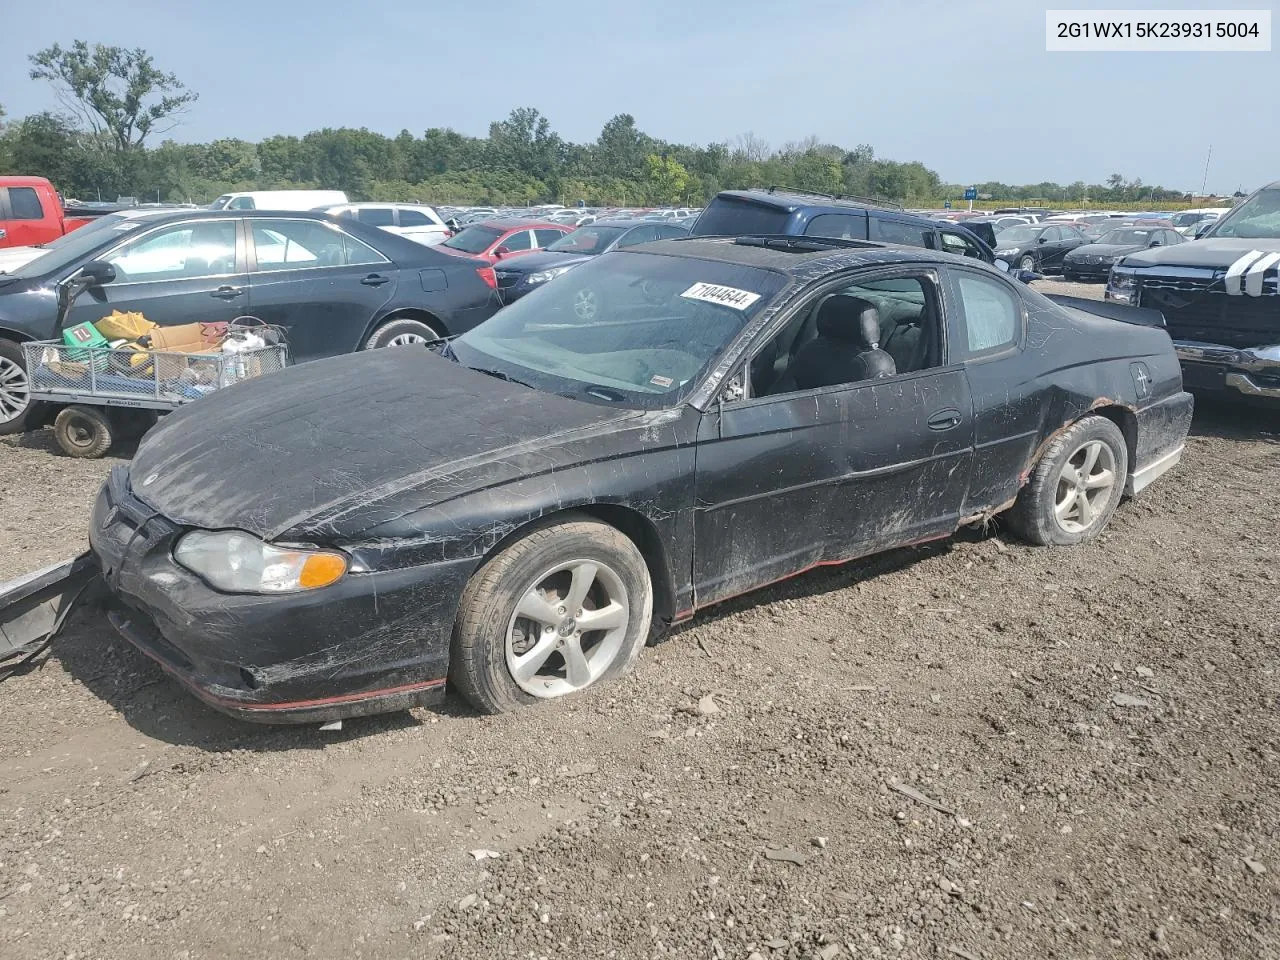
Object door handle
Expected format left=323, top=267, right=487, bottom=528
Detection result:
left=927, top=408, right=963, bottom=431
left=360, top=274, right=390, bottom=286
left=211, top=285, right=244, bottom=300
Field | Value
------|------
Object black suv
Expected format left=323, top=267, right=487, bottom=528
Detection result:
left=690, top=188, right=995, bottom=264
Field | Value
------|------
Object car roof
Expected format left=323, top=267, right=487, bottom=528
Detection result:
left=631, top=235, right=964, bottom=274
left=714, top=188, right=906, bottom=214
left=468, top=217, right=566, bottom=230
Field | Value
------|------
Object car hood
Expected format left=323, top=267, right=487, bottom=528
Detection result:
left=0, top=245, right=45, bottom=274
left=1067, top=242, right=1144, bottom=258
left=1121, top=237, right=1280, bottom=269
left=496, top=250, right=592, bottom=275
left=128, top=348, right=634, bottom=542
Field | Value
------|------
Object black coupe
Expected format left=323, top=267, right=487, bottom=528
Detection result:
left=85, top=236, right=1193, bottom=722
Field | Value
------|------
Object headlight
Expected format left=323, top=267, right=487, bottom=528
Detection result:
left=994, top=248, right=1018, bottom=257
left=1106, top=269, right=1137, bottom=304
left=174, top=530, right=348, bottom=594
left=527, top=265, right=576, bottom=285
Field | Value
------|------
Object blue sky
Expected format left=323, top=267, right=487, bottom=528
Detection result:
left=3, top=0, right=1275, bottom=192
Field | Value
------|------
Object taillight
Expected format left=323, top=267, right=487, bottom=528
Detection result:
left=477, top=266, right=497, bottom=289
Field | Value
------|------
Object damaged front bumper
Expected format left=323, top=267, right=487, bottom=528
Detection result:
left=88, top=467, right=472, bottom=723
left=1174, top=341, right=1280, bottom=399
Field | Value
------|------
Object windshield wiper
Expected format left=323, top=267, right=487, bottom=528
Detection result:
left=469, top=367, right=535, bottom=389
left=577, top=384, right=628, bottom=402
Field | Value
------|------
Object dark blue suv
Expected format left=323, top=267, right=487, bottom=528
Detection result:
left=691, top=188, right=995, bottom=263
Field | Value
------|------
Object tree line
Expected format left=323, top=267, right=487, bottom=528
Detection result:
left=0, top=41, right=1197, bottom=208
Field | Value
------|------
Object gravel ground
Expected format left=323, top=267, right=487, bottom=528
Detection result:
left=2, top=279, right=1278, bottom=960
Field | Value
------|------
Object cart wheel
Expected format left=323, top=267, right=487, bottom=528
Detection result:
left=53, top=405, right=115, bottom=459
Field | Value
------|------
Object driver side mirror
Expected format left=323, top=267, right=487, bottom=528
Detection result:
left=1193, top=222, right=1213, bottom=239
left=79, top=260, right=116, bottom=286
left=493, top=246, right=512, bottom=259
left=1037, top=236, right=1049, bottom=244
left=1149, top=240, right=1163, bottom=247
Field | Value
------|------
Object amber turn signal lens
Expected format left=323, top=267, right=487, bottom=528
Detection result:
left=298, top=553, right=348, bottom=589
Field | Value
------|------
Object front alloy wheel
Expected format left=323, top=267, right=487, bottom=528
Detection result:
left=450, top=517, right=652, bottom=713
left=0, top=354, right=30, bottom=427
left=506, top=560, right=630, bottom=698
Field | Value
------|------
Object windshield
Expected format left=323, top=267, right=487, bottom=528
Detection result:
left=1098, top=229, right=1153, bottom=245
left=7, top=216, right=150, bottom=280
left=443, top=224, right=502, bottom=254
left=690, top=197, right=791, bottom=237
left=546, top=225, right=627, bottom=254
left=452, top=251, right=786, bottom=409
left=995, top=227, right=1038, bottom=245
left=1208, top=190, right=1279, bottom=239
left=209, top=195, right=232, bottom=210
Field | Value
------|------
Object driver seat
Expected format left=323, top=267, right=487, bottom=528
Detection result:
left=773, top=295, right=896, bottom=391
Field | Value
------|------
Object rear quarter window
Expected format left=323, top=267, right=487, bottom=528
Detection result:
left=803, top=213, right=868, bottom=240
left=870, top=217, right=931, bottom=248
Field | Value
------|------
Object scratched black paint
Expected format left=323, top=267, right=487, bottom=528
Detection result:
left=89, top=240, right=1193, bottom=722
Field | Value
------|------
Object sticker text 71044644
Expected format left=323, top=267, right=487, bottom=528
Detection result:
left=680, top=282, right=762, bottom=311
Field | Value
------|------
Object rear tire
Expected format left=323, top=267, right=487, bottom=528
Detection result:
left=1006, top=415, right=1128, bottom=547
left=450, top=518, right=653, bottom=714
left=0, top=339, right=44, bottom=436
left=53, top=405, right=115, bottom=459
left=362, top=317, right=442, bottom=349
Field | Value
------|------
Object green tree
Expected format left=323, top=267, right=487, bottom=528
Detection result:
left=644, top=153, right=690, bottom=204
left=29, top=41, right=197, bottom=152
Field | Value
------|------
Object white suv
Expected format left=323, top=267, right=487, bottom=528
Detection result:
left=322, top=203, right=451, bottom=246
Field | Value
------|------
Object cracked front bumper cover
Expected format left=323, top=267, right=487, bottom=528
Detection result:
left=89, top=467, right=471, bottom=724
left=1174, top=341, right=1280, bottom=399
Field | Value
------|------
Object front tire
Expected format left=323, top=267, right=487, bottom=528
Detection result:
left=0, top=339, right=43, bottom=436
left=362, top=317, right=442, bottom=349
left=1006, top=415, right=1128, bottom=546
left=1019, top=254, right=1037, bottom=272
left=450, top=518, right=653, bottom=714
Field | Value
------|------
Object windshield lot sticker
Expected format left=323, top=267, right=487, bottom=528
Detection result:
left=681, top=282, right=761, bottom=310
left=649, top=374, right=674, bottom=387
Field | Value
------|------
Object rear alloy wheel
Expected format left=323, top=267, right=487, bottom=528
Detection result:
left=450, top=518, right=652, bottom=713
left=363, top=317, right=441, bottom=349
left=1006, top=414, right=1128, bottom=546
left=0, top=340, right=39, bottom=436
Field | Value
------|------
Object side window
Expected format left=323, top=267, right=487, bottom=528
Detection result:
left=939, top=231, right=983, bottom=259
left=398, top=208, right=432, bottom=227
left=1062, top=226, right=1084, bottom=240
left=107, top=221, right=237, bottom=281
left=869, top=217, right=929, bottom=248
left=8, top=187, right=46, bottom=220
left=750, top=273, right=942, bottom=397
left=617, top=225, right=660, bottom=247
left=228, top=197, right=255, bottom=210
left=251, top=219, right=387, bottom=271
left=656, top=225, right=688, bottom=239
left=1040, top=226, right=1061, bottom=242
left=356, top=207, right=395, bottom=227
left=954, top=272, right=1021, bottom=355
left=535, top=229, right=564, bottom=248
left=804, top=213, right=868, bottom=240
left=501, top=230, right=533, bottom=252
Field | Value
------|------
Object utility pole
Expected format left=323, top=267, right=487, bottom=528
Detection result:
left=1200, top=145, right=1212, bottom=198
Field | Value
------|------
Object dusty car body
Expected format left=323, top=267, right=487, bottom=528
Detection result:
left=1107, top=182, right=1280, bottom=401
left=77, top=236, right=1192, bottom=722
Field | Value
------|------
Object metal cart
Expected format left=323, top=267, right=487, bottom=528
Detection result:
left=22, top=338, right=288, bottom=458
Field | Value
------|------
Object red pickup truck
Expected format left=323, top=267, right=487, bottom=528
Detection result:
left=0, top=176, right=93, bottom=249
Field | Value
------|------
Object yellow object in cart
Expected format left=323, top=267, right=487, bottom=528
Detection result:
left=94, top=310, right=156, bottom=341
